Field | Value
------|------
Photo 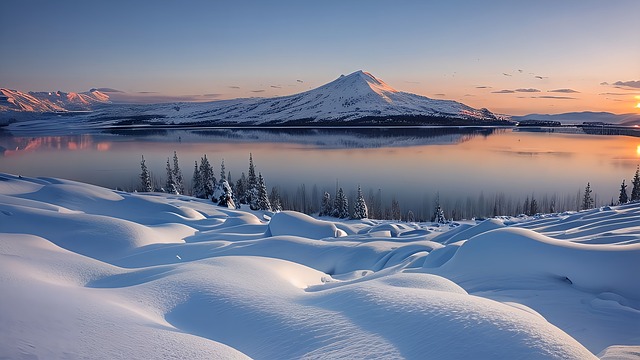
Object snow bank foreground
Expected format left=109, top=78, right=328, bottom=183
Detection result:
left=1, top=174, right=638, bottom=360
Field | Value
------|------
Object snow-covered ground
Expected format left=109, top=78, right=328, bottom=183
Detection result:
left=1, top=174, right=638, bottom=359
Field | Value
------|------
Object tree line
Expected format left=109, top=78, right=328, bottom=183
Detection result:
left=139, top=152, right=640, bottom=222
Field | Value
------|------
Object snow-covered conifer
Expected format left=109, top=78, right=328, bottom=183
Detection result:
left=631, top=166, right=640, bottom=201
left=247, top=154, right=258, bottom=208
left=432, top=197, right=446, bottom=223
left=172, top=151, right=184, bottom=194
left=406, top=210, right=415, bottom=223
left=582, top=182, right=593, bottom=210
left=257, top=173, right=271, bottom=211
left=270, top=186, right=282, bottom=212
left=220, top=159, right=226, bottom=182
left=235, top=172, right=247, bottom=204
left=391, top=198, right=401, bottom=221
left=191, top=160, right=202, bottom=197
left=333, top=188, right=349, bottom=218
left=139, top=155, right=152, bottom=192
left=199, top=155, right=216, bottom=199
left=619, top=179, right=628, bottom=204
left=216, top=180, right=236, bottom=209
left=353, top=185, right=368, bottom=219
left=320, top=192, right=332, bottom=216
left=165, top=157, right=177, bottom=194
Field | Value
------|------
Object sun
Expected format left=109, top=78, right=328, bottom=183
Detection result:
left=636, top=102, right=640, bottom=109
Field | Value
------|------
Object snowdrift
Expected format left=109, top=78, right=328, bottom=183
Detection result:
left=1, top=174, right=638, bottom=359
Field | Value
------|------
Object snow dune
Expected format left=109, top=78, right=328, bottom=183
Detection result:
left=1, top=174, right=638, bottom=359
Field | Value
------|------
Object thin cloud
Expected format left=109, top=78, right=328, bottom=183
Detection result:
left=228, top=86, right=241, bottom=89
left=502, top=73, right=512, bottom=77
left=518, top=69, right=523, bottom=73
left=515, top=88, right=541, bottom=93
left=138, top=91, right=158, bottom=94
left=433, top=93, right=446, bottom=96
left=475, top=86, right=492, bottom=89
left=600, top=82, right=610, bottom=86
left=94, top=87, right=123, bottom=93
left=202, top=93, right=221, bottom=97
left=599, top=92, right=629, bottom=96
left=549, top=89, right=580, bottom=93
left=534, top=76, right=548, bottom=80
left=404, top=80, right=420, bottom=84
left=270, top=85, right=282, bottom=89
left=535, top=95, right=576, bottom=100
left=492, top=89, right=515, bottom=94
left=251, top=90, right=265, bottom=93
left=296, top=79, right=304, bottom=83
left=613, top=80, right=640, bottom=88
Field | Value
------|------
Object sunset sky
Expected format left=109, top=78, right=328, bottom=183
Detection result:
left=1, top=0, right=638, bottom=115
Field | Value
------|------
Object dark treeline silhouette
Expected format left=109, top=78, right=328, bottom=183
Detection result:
left=139, top=152, right=640, bottom=221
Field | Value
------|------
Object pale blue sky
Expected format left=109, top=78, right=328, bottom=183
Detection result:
left=1, top=0, right=638, bottom=114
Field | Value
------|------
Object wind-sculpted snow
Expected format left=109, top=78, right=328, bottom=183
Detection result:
left=1, top=174, right=638, bottom=359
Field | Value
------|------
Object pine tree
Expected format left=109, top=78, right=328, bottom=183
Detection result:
left=353, top=185, right=368, bottom=219
left=235, top=172, right=247, bottom=204
left=619, top=179, right=629, bottom=204
left=333, top=188, right=349, bottom=218
left=139, top=155, right=152, bottom=192
left=216, top=180, right=236, bottom=209
left=523, top=196, right=530, bottom=216
left=582, top=182, right=593, bottom=210
left=165, top=157, right=177, bottom=194
left=406, top=210, right=415, bottom=222
left=220, top=159, right=226, bottom=182
left=247, top=154, right=259, bottom=208
left=391, top=197, right=401, bottom=221
left=432, top=197, right=446, bottom=223
left=269, top=186, right=282, bottom=212
left=191, top=161, right=202, bottom=197
left=172, top=151, right=184, bottom=194
left=257, top=173, right=271, bottom=211
left=530, top=197, right=538, bottom=215
left=320, top=191, right=332, bottom=216
left=631, top=166, right=640, bottom=201
left=199, top=155, right=216, bottom=199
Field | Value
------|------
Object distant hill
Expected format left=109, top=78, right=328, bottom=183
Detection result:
left=512, top=111, right=640, bottom=126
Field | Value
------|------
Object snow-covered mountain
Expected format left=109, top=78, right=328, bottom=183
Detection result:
left=126, top=70, right=504, bottom=126
left=2, top=71, right=509, bottom=128
left=0, top=88, right=110, bottom=112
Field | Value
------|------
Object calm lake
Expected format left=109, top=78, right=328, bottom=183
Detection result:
left=1, top=127, right=638, bottom=220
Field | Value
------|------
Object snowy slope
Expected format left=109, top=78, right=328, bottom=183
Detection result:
left=0, top=88, right=110, bottom=112
left=1, top=174, right=638, bottom=359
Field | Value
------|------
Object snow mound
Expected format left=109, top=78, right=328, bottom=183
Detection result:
left=268, top=210, right=343, bottom=239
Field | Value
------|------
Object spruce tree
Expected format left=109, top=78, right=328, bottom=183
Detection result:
left=199, top=155, right=216, bottom=199
left=432, top=197, right=446, bottom=223
left=320, top=191, right=332, bottom=216
left=172, top=151, right=184, bottom=194
left=619, top=179, right=628, bottom=204
left=235, top=172, right=247, bottom=204
left=406, top=210, right=415, bottom=222
left=165, top=157, right=177, bottom=194
left=631, top=166, right=640, bottom=201
left=220, top=159, right=226, bottom=182
left=257, top=173, right=271, bottom=211
left=353, top=185, right=368, bottom=219
left=247, top=154, right=259, bottom=208
left=530, top=197, right=538, bottom=215
left=139, top=155, right=153, bottom=192
left=391, top=197, right=401, bottom=221
left=216, top=180, right=236, bottom=209
left=191, top=160, right=202, bottom=197
left=334, top=188, right=349, bottom=218
left=582, top=182, right=593, bottom=210
left=269, top=186, right=282, bottom=212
